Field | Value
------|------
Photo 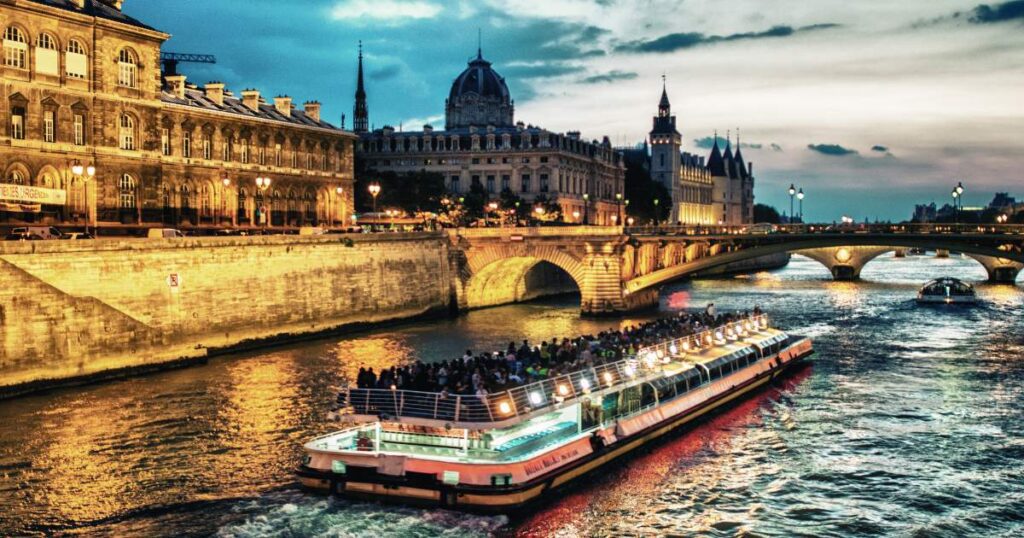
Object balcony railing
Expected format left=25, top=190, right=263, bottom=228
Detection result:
left=341, top=315, right=770, bottom=425
left=625, top=223, right=1024, bottom=236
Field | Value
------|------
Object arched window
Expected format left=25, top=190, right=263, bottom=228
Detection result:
left=119, top=114, right=135, bottom=150
left=66, top=39, right=87, bottom=79
left=35, top=33, right=59, bottom=76
left=9, top=170, right=25, bottom=185
left=118, top=174, right=136, bottom=208
left=117, top=48, right=137, bottom=88
left=199, top=183, right=212, bottom=216
left=3, top=27, right=27, bottom=69
left=237, top=187, right=248, bottom=212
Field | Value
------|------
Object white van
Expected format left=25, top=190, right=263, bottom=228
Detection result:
left=147, top=228, right=185, bottom=239
left=12, top=226, right=64, bottom=240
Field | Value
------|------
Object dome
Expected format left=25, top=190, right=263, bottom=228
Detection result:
left=448, top=53, right=511, bottom=103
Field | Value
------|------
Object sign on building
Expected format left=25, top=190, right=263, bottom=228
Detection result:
left=0, top=183, right=67, bottom=206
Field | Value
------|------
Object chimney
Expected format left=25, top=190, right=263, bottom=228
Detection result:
left=98, top=0, right=124, bottom=10
left=70, top=0, right=86, bottom=7
left=274, top=95, right=292, bottom=117
left=423, top=124, right=433, bottom=134
left=304, top=101, right=321, bottom=122
left=204, top=82, right=224, bottom=106
left=241, top=89, right=261, bottom=112
left=166, top=74, right=187, bottom=99
left=748, top=162, right=753, bottom=176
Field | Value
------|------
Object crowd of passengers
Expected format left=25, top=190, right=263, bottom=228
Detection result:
left=353, top=305, right=764, bottom=398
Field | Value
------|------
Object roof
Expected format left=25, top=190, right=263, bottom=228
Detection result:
left=28, top=0, right=160, bottom=32
left=707, top=138, right=726, bottom=176
left=733, top=146, right=748, bottom=179
left=448, top=52, right=511, bottom=103
left=161, top=88, right=345, bottom=133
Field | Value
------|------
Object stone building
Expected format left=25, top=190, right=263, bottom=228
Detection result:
left=0, top=0, right=355, bottom=232
left=707, top=134, right=755, bottom=225
left=355, top=48, right=626, bottom=225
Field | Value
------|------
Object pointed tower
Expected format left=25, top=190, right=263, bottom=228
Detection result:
left=649, top=77, right=682, bottom=218
left=706, top=132, right=726, bottom=177
left=353, top=41, right=369, bottom=133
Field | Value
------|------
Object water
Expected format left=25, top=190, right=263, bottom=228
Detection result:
left=0, top=254, right=1021, bottom=537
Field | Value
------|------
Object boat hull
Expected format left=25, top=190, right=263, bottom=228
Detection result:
left=296, top=339, right=814, bottom=512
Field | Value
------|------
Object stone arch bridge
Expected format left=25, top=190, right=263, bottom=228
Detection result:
left=448, top=225, right=1024, bottom=316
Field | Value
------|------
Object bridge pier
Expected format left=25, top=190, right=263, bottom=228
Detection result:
left=966, top=254, right=1023, bottom=284
left=795, top=246, right=894, bottom=281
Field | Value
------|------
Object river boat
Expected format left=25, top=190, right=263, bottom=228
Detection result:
left=296, top=315, right=813, bottom=512
left=917, top=277, right=978, bottom=304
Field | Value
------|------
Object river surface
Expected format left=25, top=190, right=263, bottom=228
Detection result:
left=0, top=254, right=1022, bottom=537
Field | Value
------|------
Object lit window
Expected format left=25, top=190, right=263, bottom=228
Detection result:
left=119, top=174, right=136, bottom=208
left=258, top=144, right=266, bottom=165
left=274, top=143, right=282, bottom=166
left=117, top=49, right=137, bottom=88
left=161, top=128, right=170, bottom=155
left=183, top=132, right=192, bottom=158
left=3, top=27, right=27, bottom=69
left=43, top=110, right=55, bottom=143
left=11, top=106, right=25, bottom=140
left=73, top=114, right=85, bottom=145
left=35, top=33, right=59, bottom=76
left=119, top=114, right=135, bottom=150
left=9, top=170, right=25, bottom=184
left=66, top=40, right=87, bottom=79
left=240, top=139, right=249, bottom=164
left=203, top=136, right=212, bottom=159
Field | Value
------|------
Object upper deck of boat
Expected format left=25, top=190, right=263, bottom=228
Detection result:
left=338, top=315, right=789, bottom=431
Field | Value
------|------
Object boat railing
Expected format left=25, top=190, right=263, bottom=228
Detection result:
left=341, top=315, right=771, bottom=424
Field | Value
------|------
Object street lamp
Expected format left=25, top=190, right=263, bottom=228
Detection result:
left=334, top=186, right=344, bottom=228
left=653, top=198, right=660, bottom=226
left=951, top=189, right=959, bottom=223
left=611, top=214, right=619, bottom=226
left=572, top=210, right=580, bottom=223
left=582, top=193, right=589, bottom=225
left=221, top=177, right=231, bottom=226
left=368, top=182, right=381, bottom=214
left=70, top=161, right=96, bottom=234
left=788, top=184, right=796, bottom=224
left=627, top=216, right=635, bottom=226
left=616, top=192, right=623, bottom=223
left=797, top=188, right=804, bottom=223
left=256, top=176, right=271, bottom=228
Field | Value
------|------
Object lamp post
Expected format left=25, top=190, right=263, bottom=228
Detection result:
left=256, top=176, right=271, bottom=228
left=616, top=192, right=623, bottom=223
left=788, top=184, right=796, bottom=224
left=653, top=198, right=660, bottom=226
left=70, top=161, right=96, bottom=235
left=572, top=210, right=580, bottom=223
left=487, top=201, right=498, bottom=227
left=951, top=189, right=959, bottom=224
left=797, top=188, right=804, bottom=223
left=368, top=182, right=381, bottom=214
left=956, top=181, right=964, bottom=211
left=334, top=186, right=344, bottom=228
left=221, top=177, right=231, bottom=226
left=582, top=193, right=589, bottom=225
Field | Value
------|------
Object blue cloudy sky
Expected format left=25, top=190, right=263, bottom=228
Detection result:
left=125, top=0, right=1024, bottom=221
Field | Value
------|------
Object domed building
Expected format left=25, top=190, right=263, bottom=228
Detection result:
left=445, top=50, right=515, bottom=129
left=354, top=47, right=626, bottom=225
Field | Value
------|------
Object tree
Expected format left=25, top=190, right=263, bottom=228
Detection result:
left=623, top=150, right=672, bottom=224
left=355, top=158, right=446, bottom=214
left=753, top=203, right=782, bottom=224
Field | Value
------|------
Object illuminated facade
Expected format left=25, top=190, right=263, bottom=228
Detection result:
left=0, top=0, right=355, bottom=231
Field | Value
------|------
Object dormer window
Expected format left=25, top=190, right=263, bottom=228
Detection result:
left=3, top=27, right=27, bottom=69
left=118, top=48, right=137, bottom=88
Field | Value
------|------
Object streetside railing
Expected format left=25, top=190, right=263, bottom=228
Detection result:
left=341, top=315, right=769, bottom=425
left=625, top=223, right=1024, bottom=236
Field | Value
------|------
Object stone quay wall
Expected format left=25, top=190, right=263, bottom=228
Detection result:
left=0, top=233, right=453, bottom=397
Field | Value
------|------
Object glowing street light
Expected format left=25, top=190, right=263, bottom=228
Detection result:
left=221, top=177, right=231, bottom=225
left=368, top=182, right=381, bottom=213
left=797, top=188, right=805, bottom=222
left=788, top=183, right=796, bottom=223
left=70, top=160, right=96, bottom=234
left=256, top=176, right=272, bottom=228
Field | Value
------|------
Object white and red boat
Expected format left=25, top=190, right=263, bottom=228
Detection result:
left=296, top=315, right=813, bottom=512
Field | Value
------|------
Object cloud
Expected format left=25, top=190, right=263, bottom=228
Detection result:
left=615, top=23, right=840, bottom=54
left=502, top=62, right=586, bottom=79
left=770, top=143, right=784, bottom=152
left=968, top=0, right=1024, bottom=23
left=693, top=136, right=768, bottom=150
left=580, top=70, right=637, bottom=84
left=330, top=0, right=441, bottom=21
left=871, top=145, right=889, bottom=152
left=369, top=64, right=402, bottom=81
left=807, top=144, right=859, bottom=156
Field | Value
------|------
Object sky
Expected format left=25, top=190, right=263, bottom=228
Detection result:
left=124, top=0, right=1024, bottom=222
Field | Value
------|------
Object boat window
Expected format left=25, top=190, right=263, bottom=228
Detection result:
left=640, top=384, right=656, bottom=408
left=602, top=390, right=620, bottom=420
left=491, top=474, right=512, bottom=486
left=581, top=399, right=602, bottom=430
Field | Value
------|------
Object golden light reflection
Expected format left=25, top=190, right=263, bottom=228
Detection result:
left=331, top=337, right=417, bottom=385
left=824, top=281, right=864, bottom=310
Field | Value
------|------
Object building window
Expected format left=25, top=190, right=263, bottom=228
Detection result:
left=3, top=27, right=27, bottom=69
left=291, top=151, right=298, bottom=169
left=501, top=175, right=510, bottom=192
left=521, top=173, right=530, bottom=193
left=66, top=39, right=87, bottom=79
left=540, top=157, right=549, bottom=163
left=307, top=153, right=313, bottom=170
left=540, top=174, right=549, bottom=193
left=202, top=136, right=212, bottom=159
left=119, top=114, right=135, bottom=150
left=471, top=158, right=480, bottom=165
left=10, top=106, right=26, bottom=140
left=9, top=170, right=25, bottom=184
left=450, top=176, right=460, bottom=192
left=521, top=157, right=530, bottom=164
left=161, top=128, right=171, bottom=155
left=274, top=144, right=282, bottom=166
left=183, top=132, right=192, bottom=158
left=223, top=138, right=232, bottom=161
left=258, top=144, right=266, bottom=165
left=35, top=33, right=59, bottom=76
left=73, top=114, right=85, bottom=145
left=240, top=139, right=249, bottom=163
left=119, top=174, right=136, bottom=208
left=486, top=175, right=495, bottom=194
left=118, top=49, right=137, bottom=88
left=43, top=110, right=55, bottom=143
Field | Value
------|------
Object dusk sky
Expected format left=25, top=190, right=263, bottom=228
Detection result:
left=125, top=1, right=1024, bottom=221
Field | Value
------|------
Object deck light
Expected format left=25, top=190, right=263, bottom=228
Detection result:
left=579, top=378, right=591, bottom=391
left=390, top=384, right=397, bottom=390
left=529, top=391, right=543, bottom=405
left=682, top=341, right=690, bottom=352
left=498, top=401, right=512, bottom=415
left=624, top=365, right=635, bottom=378
left=557, top=384, right=569, bottom=396
left=705, top=334, right=713, bottom=345
left=656, top=349, right=665, bottom=359
left=669, top=344, right=678, bottom=355
left=644, top=354, right=656, bottom=368
left=603, top=372, right=614, bottom=385
left=715, top=331, right=724, bottom=341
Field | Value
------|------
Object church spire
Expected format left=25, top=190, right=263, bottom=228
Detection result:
left=477, top=28, right=483, bottom=59
left=658, top=74, right=670, bottom=116
left=353, top=41, right=368, bottom=133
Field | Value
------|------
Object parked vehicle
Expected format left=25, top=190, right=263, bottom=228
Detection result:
left=5, top=231, right=44, bottom=241
left=61, top=232, right=95, bottom=240
left=11, top=226, right=65, bottom=240
left=146, top=228, right=185, bottom=239
left=299, top=226, right=328, bottom=236
left=745, top=223, right=778, bottom=234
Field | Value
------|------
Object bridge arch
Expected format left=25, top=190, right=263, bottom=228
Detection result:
left=461, top=246, right=588, bottom=310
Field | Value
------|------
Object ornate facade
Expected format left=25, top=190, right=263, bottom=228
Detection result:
left=356, top=49, right=625, bottom=225
left=1, top=0, right=355, bottom=232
